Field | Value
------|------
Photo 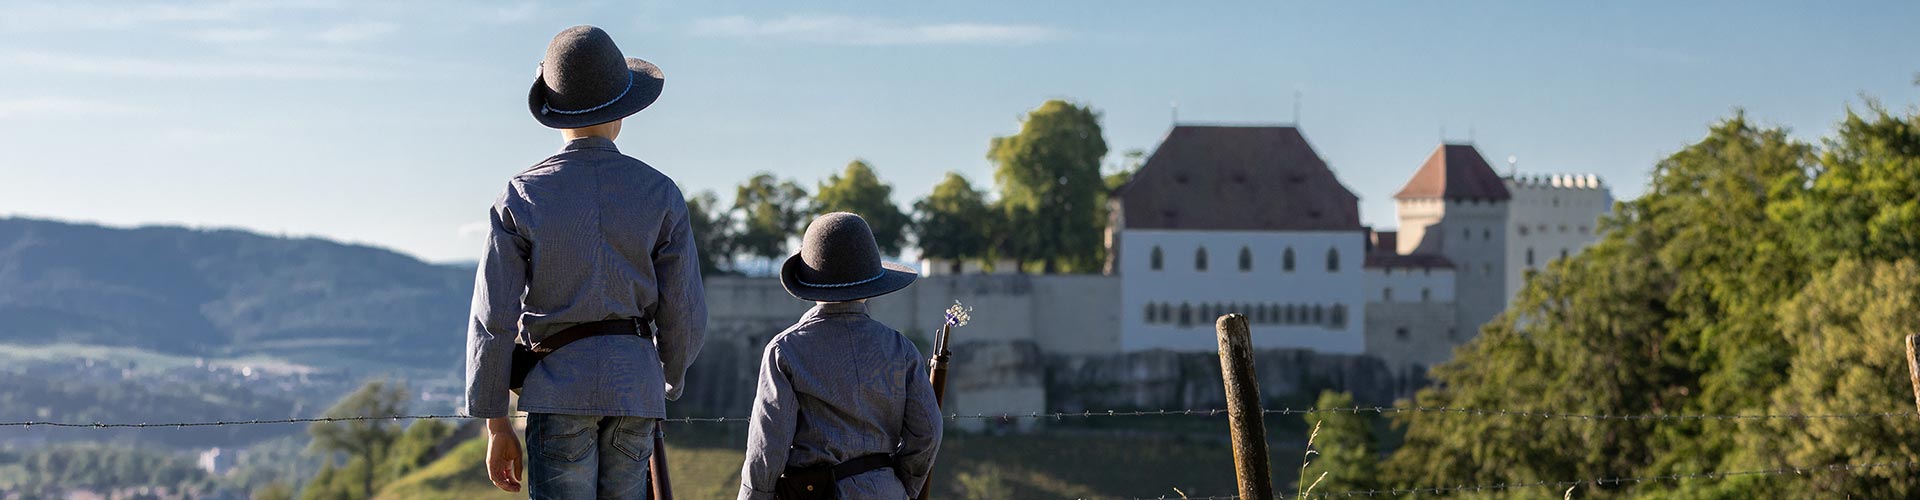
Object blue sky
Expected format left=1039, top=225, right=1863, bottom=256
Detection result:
left=1, top=1, right=1915, bottom=263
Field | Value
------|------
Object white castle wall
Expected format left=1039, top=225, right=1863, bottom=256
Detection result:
left=1503, top=174, right=1612, bottom=305
left=1395, top=198, right=1510, bottom=336
left=1114, top=229, right=1368, bottom=353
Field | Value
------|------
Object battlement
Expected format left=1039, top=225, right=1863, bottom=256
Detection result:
left=1506, top=173, right=1605, bottom=190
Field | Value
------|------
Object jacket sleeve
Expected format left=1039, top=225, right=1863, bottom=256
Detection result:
left=464, top=189, right=532, bottom=418
left=652, top=190, right=708, bottom=401
left=895, top=340, right=944, bottom=497
left=739, top=339, right=798, bottom=500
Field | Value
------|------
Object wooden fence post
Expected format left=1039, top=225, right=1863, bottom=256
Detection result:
left=1216, top=314, right=1274, bottom=500
left=1905, top=335, right=1920, bottom=414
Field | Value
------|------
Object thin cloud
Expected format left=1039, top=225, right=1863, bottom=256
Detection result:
left=315, top=22, right=399, bottom=44
left=456, top=221, right=490, bottom=239
left=0, top=97, right=147, bottom=119
left=2, top=51, right=382, bottom=80
left=690, top=15, right=1060, bottom=46
left=188, top=28, right=277, bottom=44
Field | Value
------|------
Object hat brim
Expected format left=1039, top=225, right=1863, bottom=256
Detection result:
left=528, top=57, right=664, bottom=129
left=779, top=255, right=919, bottom=303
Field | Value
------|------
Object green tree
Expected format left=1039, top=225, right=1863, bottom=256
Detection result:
left=988, top=100, right=1109, bottom=273
left=378, top=419, right=456, bottom=488
left=1297, top=391, right=1379, bottom=495
left=1383, top=114, right=1813, bottom=499
left=732, top=173, right=809, bottom=264
left=685, top=189, right=735, bottom=275
left=253, top=480, right=295, bottom=500
left=813, top=159, right=911, bottom=255
left=912, top=172, right=994, bottom=270
left=1725, top=259, right=1920, bottom=497
left=307, top=379, right=408, bottom=498
left=1773, top=105, right=1920, bottom=267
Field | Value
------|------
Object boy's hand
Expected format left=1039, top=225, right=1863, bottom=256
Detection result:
left=486, top=418, right=523, bottom=492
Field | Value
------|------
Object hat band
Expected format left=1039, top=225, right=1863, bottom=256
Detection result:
left=541, top=69, right=634, bottom=116
left=796, top=270, right=887, bottom=288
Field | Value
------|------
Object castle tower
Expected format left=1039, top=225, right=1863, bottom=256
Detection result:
left=1501, top=173, right=1613, bottom=306
left=1392, top=144, right=1511, bottom=334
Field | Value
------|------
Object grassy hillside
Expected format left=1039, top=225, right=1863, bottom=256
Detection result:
left=384, top=422, right=1316, bottom=500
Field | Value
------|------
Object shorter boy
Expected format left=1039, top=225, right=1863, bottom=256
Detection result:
left=739, top=212, right=943, bottom=500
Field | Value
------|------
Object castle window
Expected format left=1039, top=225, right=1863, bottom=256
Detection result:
left=1238, top=246, right=1253, bottom=271
left=1559, top=224, right=1569, bottom=233
left=1483, top=228, right=1492, bottom=241
left=1579, top=225, right=1590, bottom=234
left=1461, top=227, right=1470, bottom=240
left=1326, top=248, right=1340, bottom=272
left=1313, top=304, right=1325, bottom=324
left=1160, top=303, right=1172, bottom=322
left=1448, top=328, right=1459, bottom=340
left=1283, top=247, right=1296, bottom=272
left=1561, top=248, right=1569, bottom=260
left=1382, top=287, right=1393, bottom=302
left=1195, top=247, right=1209, bottom=271
left=1179, top=302, right=1192, bottom=327
left=1518, top=225, right=1529, bottom=237
left=1144, top=304, right=1155, bottom=323
left=1484, top=263, right=1493, bottom=276
left=1421, top=287, right=1431, bottom=302
left=1284, top=304, right=1297, bottom=324
left=1149, top=246, right=1163, bottom=271
left=1331, top=304, right=1347, bottom=328
left=1396, top=327, right=1410, bottom=341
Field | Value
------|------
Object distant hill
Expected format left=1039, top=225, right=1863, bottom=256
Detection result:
left=0, top=217, right=472, bottom=368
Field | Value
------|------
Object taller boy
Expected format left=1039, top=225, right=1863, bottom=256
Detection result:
left=465, top=25, right=707, bottom=499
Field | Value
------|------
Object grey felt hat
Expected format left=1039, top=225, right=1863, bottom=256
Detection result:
left=528, top=25, right=664, bottom=129
left=780, top=212, right=919, bottom=302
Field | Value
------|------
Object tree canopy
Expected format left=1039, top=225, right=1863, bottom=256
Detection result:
left=732, top=173, right=809, bottom=264
left=989, top=100, right=1109, bottom=273
left=911, top=172, right=994, bottom=267
left=813, top=160, right=911, bottom=256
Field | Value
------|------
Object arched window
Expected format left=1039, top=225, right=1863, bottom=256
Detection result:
left=1313, top=304, right=1325, bottom=324
left=1144, top=304, right=1155, bottom=323
left=1195, top=247, right=1209, bottom=271
left=1331, top=304, right=1347, bottom=328
left=1282, top=247, right=1296, bottom=272
left=1149, top=246, right=1164, bottom=271
left=1160, top=303, right=1172, bottom=322
left=1326, top=247, right=1340, bottom=272
left=1179, top=302, right=1192, bottom=327
left=1198, top=303, right=1211, bottom=322
left=1284, top=304, right=1297, bottom=324
left=1238, top=246, right=1253, bottom=272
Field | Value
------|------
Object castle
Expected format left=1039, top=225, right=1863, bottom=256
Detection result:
left=699, top=124, right=1612, bottom=424
left=1102, top=125, right=1612, bottom=373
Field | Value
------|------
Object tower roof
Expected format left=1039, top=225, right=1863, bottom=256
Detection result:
left=1113, top=125, right=1361, bottom=231
left=1393, top=144, right=1512, bottom=201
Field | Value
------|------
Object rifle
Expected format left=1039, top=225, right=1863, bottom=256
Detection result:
left=648, top=421, right=674, bottom=500
left=915, top=301, right=970, bottom=500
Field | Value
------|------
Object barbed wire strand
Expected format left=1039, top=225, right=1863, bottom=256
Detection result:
left=1100, top=460, right=1919, bottom=499
left=2, top=407, right=1915, bottom=429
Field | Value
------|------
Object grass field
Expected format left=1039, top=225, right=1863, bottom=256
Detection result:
left=381, top=419, right=1317, bottom=500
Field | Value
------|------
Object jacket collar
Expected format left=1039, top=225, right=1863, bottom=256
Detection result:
left=803, top=301, right=869, bottom=320
left=561, top=136, right=619, bottom=153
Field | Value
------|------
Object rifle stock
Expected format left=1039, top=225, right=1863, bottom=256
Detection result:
left=915, top=323, right=954, bottom=500
left=648, top=421, right=673, bottom=500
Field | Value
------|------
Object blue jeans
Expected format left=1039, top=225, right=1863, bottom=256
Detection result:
left=525, top=413, right=655, bottom=500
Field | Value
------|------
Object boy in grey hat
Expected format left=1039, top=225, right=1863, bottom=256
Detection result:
left=738, top=212, right=943, bottom=500
left=464, top=25, right=706, bottom=499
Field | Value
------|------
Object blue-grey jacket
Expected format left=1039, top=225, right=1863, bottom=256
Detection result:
left=739, top=302, right=943, bottom=500
left=464, top=136, right=707, bottom=419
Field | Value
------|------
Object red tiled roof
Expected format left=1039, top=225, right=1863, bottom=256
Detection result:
left=1114, top=125, right=1362, bottom=231
left=1393, top=144, right=1512, bottom=201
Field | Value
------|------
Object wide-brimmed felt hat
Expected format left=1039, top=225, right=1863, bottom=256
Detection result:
left=528, top=25, right=664, bottom=129
left=780, top=212, right=919, bottom=302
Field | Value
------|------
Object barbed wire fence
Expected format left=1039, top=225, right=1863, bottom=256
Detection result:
left=5, top=406, right=1917, bottom=498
